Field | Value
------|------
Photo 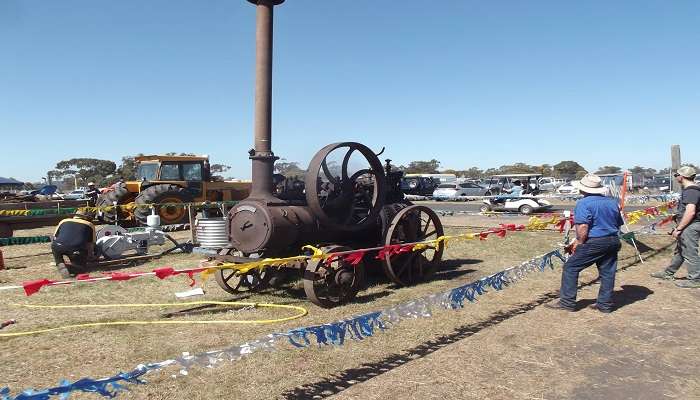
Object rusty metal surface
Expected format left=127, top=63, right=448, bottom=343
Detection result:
left=305, top=142, right=387, bottom=232
left=248, top=0, right=281, bottom=200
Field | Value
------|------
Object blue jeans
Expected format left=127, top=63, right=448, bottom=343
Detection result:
left=559, top=236, right=622, bottom=311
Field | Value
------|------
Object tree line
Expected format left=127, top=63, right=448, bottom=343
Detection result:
left=43, top=155, right=698, bottom=190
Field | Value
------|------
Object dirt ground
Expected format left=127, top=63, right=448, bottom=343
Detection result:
left=323, top=247, right=700, bottom=400
left=0, top=214, right=696, bottom=399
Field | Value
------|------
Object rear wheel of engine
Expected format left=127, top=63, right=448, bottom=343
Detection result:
left=134, top=184, right=194, bottom=225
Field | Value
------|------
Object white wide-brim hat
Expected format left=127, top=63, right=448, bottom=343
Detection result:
left=574, top=174, right=608, bottom=194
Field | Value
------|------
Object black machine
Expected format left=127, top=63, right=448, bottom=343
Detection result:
left=210, top=1, right=444, bottom=307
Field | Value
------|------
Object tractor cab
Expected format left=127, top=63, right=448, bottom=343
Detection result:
left=131, top=155, right=209, bottom=198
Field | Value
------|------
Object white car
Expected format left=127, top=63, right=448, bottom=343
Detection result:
left=556, top=181, right=580, bottom=195
left=62, top=189, right=88, bottom=200
left=538, top=177, right=564, bottom=192
left=432, top=183, right=492, bottom=201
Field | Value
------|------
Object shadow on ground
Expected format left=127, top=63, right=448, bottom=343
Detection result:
left=575, top=284, right=653, bottom=311
left=282, top=242, right=674, bottom=399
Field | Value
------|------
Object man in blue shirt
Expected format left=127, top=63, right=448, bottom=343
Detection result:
left=546, top=174, right=624, bottom=313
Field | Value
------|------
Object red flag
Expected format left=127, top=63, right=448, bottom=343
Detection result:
left=376, top=244, right=413, bottom=259
left=23, top=279, right=54, bottom=296
left=343, top=251, right=366, bottom=266
left=106, top=272, right=135, bottom=281
left=153, top=267, right=176, bottom=280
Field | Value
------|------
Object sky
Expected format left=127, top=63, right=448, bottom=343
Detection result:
left=1, top=0, right=699, bottom=182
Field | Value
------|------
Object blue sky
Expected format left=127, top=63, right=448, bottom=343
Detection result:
left=1, top=0, right=698, bottom=181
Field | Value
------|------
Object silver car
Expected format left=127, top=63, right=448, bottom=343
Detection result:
left=432, top=182, right=493, bottom=200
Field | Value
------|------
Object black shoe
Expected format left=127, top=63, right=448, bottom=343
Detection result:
left=544, top=301, right=575, bottom=312
left=588, top=303, right=613, bottom=313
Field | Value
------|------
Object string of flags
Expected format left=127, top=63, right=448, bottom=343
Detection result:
left=0, top=200, right=239, bottom=218
left=1, top=220, right=566, bottom=297
left=0, top=249, right=567, bottom=399
left=3, top=200, right=677, bottom=294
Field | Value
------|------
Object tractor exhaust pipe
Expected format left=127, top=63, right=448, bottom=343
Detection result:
left=248, top=0, right=284, bottom=200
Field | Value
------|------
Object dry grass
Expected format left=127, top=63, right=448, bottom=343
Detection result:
left=0, top=218, right=689, bottom=399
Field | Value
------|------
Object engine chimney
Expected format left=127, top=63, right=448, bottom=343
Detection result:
left=248, top=0, right=284, bottom=200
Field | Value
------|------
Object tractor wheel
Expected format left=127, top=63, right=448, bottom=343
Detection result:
left=134, top=184, right=194, bottom=225
left=96, top=185, right=135, bottom=225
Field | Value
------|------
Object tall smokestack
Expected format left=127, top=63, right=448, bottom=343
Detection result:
left=248, top=0, right=284, bottom=200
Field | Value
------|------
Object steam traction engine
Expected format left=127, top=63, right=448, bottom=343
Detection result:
left=210, top=0, right=444, bottom=307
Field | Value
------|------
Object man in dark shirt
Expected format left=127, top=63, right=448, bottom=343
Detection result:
left=51, top=210, right=96, bottom=278
left=546, top=174, right=623, bottom=313
left=85, top=182, right=100, bottom=207
left=651, top=166, right=700, bottom=288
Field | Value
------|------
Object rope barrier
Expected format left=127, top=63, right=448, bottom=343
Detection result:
left=0, top=200, right=239, bottom=218
left=0, top=220, right=562, bottom=297
left=0, top=236, right=51, bottom=247
left=0, top=301, right=308, bottom=338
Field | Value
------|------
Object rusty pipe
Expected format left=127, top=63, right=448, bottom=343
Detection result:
left=248, top=0, right=284, bottom=199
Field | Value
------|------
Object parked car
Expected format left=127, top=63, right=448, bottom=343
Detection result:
left=556, top=181, right=580, bottom=195
left=432, top=182, right=493, bottom=200
left=644, top=176, right=671, bottom=193
left=62, top=189, right=88, bottom=200
left=538, top=177, right=564, bottom=192
left=401, top=176, right=440, bottom=197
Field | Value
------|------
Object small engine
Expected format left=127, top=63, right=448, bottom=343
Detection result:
left=96, top=215, right=166, bottom=259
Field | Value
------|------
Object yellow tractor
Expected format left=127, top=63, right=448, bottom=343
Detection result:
left=97, top=155, right=251, bottom=225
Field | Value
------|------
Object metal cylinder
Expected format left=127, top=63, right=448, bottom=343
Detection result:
left=196, top=217, right=230, bottom=249
left=248, top=0, right=284, bottom=199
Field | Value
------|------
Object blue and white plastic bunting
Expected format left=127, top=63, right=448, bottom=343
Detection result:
left=1, top=249, right=566, bottom=399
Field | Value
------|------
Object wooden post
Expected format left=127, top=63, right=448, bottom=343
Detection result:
left=671, top=145, right=681, bottom=193
left=188, top=205, right=196, bottom=245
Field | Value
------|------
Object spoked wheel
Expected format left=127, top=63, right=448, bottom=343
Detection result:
left=305, top=142, right=386, bottom=232
left=303, top=245, right=365, bottom=308
left=214, top=263, right=271, bottom=295
left=382, top=205, right=444, bottom=286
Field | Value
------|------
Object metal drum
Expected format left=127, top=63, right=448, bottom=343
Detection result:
left=196, top=218, right=229, bottom=249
